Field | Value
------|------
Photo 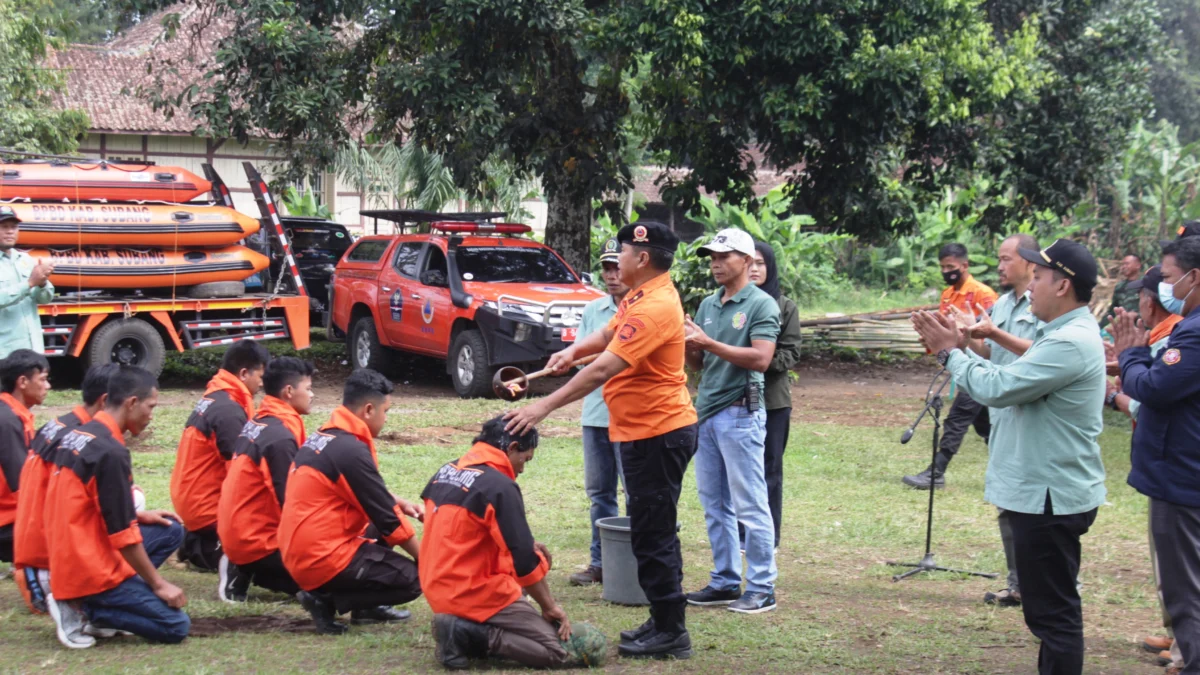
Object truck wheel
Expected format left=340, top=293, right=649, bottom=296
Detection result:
left=450, top=330, right=493, bottom=398
left=349, top=316, right=390, bottom=372
left=85, top=318, right=166, bottom=376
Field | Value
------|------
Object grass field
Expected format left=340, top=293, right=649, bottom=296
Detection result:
left=0, top=364, right=1169, bottom=674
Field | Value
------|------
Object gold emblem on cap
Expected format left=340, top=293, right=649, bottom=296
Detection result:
left=633, top=225, right=648, bottom=242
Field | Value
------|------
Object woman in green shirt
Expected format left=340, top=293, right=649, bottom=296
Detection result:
left=749, top=241, right=802, bottom=548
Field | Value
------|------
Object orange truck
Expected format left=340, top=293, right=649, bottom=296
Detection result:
left=328, top=211, right=603, bottom=397
left=28, top=161, right=310, bottom=374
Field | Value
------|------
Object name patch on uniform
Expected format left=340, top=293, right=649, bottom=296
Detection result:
left=59, top=430, right=96, bottom=454
left=432, top=463, right=483, bottom=490
left=1164, top=348, right=1182, bottom=365
left=193, top=398, right=214, bottom=415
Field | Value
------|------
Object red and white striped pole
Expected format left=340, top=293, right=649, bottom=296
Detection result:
left=243, top=162, right=307, bottom=297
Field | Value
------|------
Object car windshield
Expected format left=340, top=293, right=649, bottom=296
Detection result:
left=456, top=246, right=576, bottom=284
left=288, top=226, right=352, bottom=261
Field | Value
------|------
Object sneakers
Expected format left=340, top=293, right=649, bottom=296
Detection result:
left=350, top=606, right=411, bottom=624
left=619, top=618, right=654, bottom=643
left=728, top=591, right=777, bottom=614
left=83, top=622, right=132, bottom=639
left=568, top=565, right=603, bottom=586
left=902, top=466, right=946, bottom=490
left=47, top=595, right=95, bottom=649
left=617, top=628, right=692, bottom=660
left=1143, top=636, right=1173, bottom=652
left=983, top=588, right=1021, bottom=607
left=686, top=585, right=741, bottom=606
left=217, top=555, right=250, bottom=603
left=298, top=591, right=348, bottom=635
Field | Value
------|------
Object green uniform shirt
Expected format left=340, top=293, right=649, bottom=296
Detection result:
left=694, top=283, right=780, bottom=423
left=946, top=306, right=1107, bottom=515
left=1101, top=278, right=1141, bottom=329
left=579, top=294, right=619, bottom=427
left=764, top=295, right=801, bottom=411
left=0, top=249, right=53, bottom=359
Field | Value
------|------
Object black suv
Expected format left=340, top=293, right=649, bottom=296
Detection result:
left=267, top=217, right=354, bottom=320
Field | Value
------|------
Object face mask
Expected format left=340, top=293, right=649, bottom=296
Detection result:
left=1159, top=272, right=1194, bottom=316
left=942, top=270, right=963, bottom=285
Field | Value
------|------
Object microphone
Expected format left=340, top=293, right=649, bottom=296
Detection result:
left=900, top=428, right=915, bottom=444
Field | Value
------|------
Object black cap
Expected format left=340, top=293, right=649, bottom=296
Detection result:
left=616, top=221, right=679, bottom=253
left=1128, top=264, right=1164, bottom=292
left=1018, top=238, right=1098, bottom=291
left=1160, top=220, right=1200, bottom=246
left=0, top=205, right=19, bottom=224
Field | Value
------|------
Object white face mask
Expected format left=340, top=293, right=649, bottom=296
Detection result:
left=1161, top=269, right=1197, bottom=316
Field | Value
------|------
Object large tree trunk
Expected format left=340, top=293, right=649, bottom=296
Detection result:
left=545, top=189, right=592, bottom=277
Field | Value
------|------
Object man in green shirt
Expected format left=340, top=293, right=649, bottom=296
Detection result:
left=912, top=238, right=1106, bottom=675
left=1100, top=254, right=1142, bottom=329
left=0, top=207, right=54, bottom=359
left=569, top=238, right=628, bottom=587
left=682, top=228, right=780, bottom=615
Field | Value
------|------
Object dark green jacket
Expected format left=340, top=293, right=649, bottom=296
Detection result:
left=765, top=295, right=801, bottom=410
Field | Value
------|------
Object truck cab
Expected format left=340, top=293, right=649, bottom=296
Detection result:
left=330, top=213, right=602, bottom=397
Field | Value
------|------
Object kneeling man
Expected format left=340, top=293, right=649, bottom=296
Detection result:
left=421, top=416, right=606, bottom=669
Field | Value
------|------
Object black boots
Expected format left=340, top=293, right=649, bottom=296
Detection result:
left=619, top=618, right=654, bottom=643
left=351, top=605, right=412, bottom=624
left=433, top=614, right=489, bottom=669
left=298, top=591, right=348, bottom=635
left=902, top=451, right=952, bottom=490
left=617, top=627, right=692, bottom=659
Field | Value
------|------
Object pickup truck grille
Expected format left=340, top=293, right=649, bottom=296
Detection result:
left=546, top=303, right=586, bottom=327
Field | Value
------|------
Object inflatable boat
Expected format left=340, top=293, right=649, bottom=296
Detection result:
left=0, top=162, right=212, bottom=202
left=12, top=202, right=261, bottom=247
left=31, top=245, right=269, bottom=289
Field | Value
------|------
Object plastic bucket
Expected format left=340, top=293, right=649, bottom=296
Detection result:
left=597, top=516, right=648, bottom=606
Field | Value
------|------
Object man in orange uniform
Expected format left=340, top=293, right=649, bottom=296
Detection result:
left=280, top=368, right=422, bottom=634
left=0, top=349, right=50, bottom=565
left=505, top=222, right=699, bottom=660
left=216, top=357, right=314, bottom=602
left=422, top=416, right=605, bottom=669
left=902, top=243, right=999, bottom=489
left=44, top=366, right=188, bottom=648
left=13, top=364, right=116, bottom=614
left=171, top=340, right=269, bottom=571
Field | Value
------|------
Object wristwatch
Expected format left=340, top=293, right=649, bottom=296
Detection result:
left=1105, top=390, right=1120, bottom=411
left=936, top=349, right=952, bottom=367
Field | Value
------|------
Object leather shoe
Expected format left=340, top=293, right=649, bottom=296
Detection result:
left=298, top=591, right=348, bottom=635
left=351, top=605, right=411, bottom=624
left=617, top=628, right=692, bottom=660
left=569, top=565, right=602, bottom=586
left=1159, top=649, right=1174, bottom=667
left=619, top=618, right=654, bottom=643
left=1143, top=635, right=1173, bottom=652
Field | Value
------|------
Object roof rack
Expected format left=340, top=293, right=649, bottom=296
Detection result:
left=360, top=209, right=508, bottom=234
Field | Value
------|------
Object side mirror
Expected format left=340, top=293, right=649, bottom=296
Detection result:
left=580, top=272, right=594, bottom=285
left=421, top=270, right=449, bottom=287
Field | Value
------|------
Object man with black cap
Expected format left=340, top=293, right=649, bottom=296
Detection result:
left=912, top=238, right=1106, bottom=675
left=1113, top=234, right=1200, bottom=675
left=0, top=206, right=54, bottom=359
left=568, top=237, right=629, bottom=587
left=505, top=222, right=699, bottom=660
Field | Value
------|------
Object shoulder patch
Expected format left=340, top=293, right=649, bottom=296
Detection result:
left=301, top=431, right=335, bottom=453
left=59, top=429, right=97, bottom=454
left=193, top=397, right=215, bottom=415
left=1163, top=348, right=1182, bottom=366
left=239, top=420, right=266, bottom=441
left=37, top=418, right=66, bottom=442
left=618, top=323, right=638, bottom=342
left=625, top=290, right=644, bottom=306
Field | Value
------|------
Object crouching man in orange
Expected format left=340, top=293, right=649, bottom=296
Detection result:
left=216, top=357, right=315, bottom=602
left=44, top=366, right=189, bottom=648
left=421, top=416, right=606, bottom=670
left=279, top=368, right=423, bottom=635
left=0, top=350, right=51, bottom=567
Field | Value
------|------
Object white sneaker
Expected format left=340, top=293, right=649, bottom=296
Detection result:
left=83, top=622, right=131, bottom=639
left=47, top=595, right=95, bottom=649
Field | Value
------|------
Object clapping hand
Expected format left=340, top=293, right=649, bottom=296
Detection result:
left=1110, top=307, right=1148, bottom=355
left=1103, top=340, right=1121, bottom=376
left=29, top=258, right=53, bottom=288
left=911, top=310, right=966, bottom=354
left=684, top=315, right=713, bottom=351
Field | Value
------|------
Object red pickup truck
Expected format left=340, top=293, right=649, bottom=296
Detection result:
left=327, top=212, right=603, bottom=397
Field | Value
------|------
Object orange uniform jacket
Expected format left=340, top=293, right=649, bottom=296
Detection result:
left=279, top=407, right=415, bottom=591
left=170, top=370, right=253, bottom=531
left=939, top=274, right=998, bottom=317
left=419, top=442, right=550, bottom=623
left=13, top=406, right=91, bottom=570
left=43, top=412, right=143, bottom=601
left=216, top=396, right=305, bottom=566
left=0, top=392, right=35, bottom=530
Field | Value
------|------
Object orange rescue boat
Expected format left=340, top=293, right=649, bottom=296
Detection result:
left=0, top=161, right=212, bottom=202
left=12, top=202, right=261, bottom=247
left=30, top=245, right=269, bottom=289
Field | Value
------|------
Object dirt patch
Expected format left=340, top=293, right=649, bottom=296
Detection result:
left=188, top=615, right=315, bottom=637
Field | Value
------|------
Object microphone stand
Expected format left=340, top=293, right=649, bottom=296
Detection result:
left=887, top=367, right=997, bottom=582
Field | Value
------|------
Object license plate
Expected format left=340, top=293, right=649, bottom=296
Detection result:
left=561, top=327, right=577, bottom=342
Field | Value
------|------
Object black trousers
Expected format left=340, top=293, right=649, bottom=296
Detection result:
left=940, top=389, right=990, bottom=461
left=177, top=525, right=222, bottom=571
left=616, top=423, right=698, bottom=635
left=239, top=550, right=301, bottom=596
left=0, top=523, right=11, bottom=563
left=1150, top=498, right=1200, bottom=674
left=764, top=407, right=789, bottom=548
left=1008, top=496, right=1098, bottom=675
left=314, top=541, right=421, bottom=614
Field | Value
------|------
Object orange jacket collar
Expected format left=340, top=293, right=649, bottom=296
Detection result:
left=257, top=395, right=306, bottom=445
left=0, top=392, right=34, bottom=440
left=206, top=369, right=254, bottom=418
left=71, top=405, right=94, bottom=425
left=457, top=442, right=516, bottom=480
left=93, top=410, right=125, bottom=446
left=321, top=406, right=377, bottom=462
left=1151, top=314, right=1183, bottom=346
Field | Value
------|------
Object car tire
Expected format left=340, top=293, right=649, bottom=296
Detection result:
left=349, top=316, right=390, bottom=372
left=450, top=330, right=493, bottom=398
left=85, top=318, right=166, bottom=376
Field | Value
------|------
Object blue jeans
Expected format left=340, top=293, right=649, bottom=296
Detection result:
left=83, top=520, right=190, bottom=644
left=582, top=426, right=624, bottom=568
left=694, top=405, right=777, bottom=594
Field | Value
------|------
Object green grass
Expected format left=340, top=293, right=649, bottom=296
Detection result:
left=799, top=286, right=934, bottom=320
left=0, top=389, right=1165, bottom=674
